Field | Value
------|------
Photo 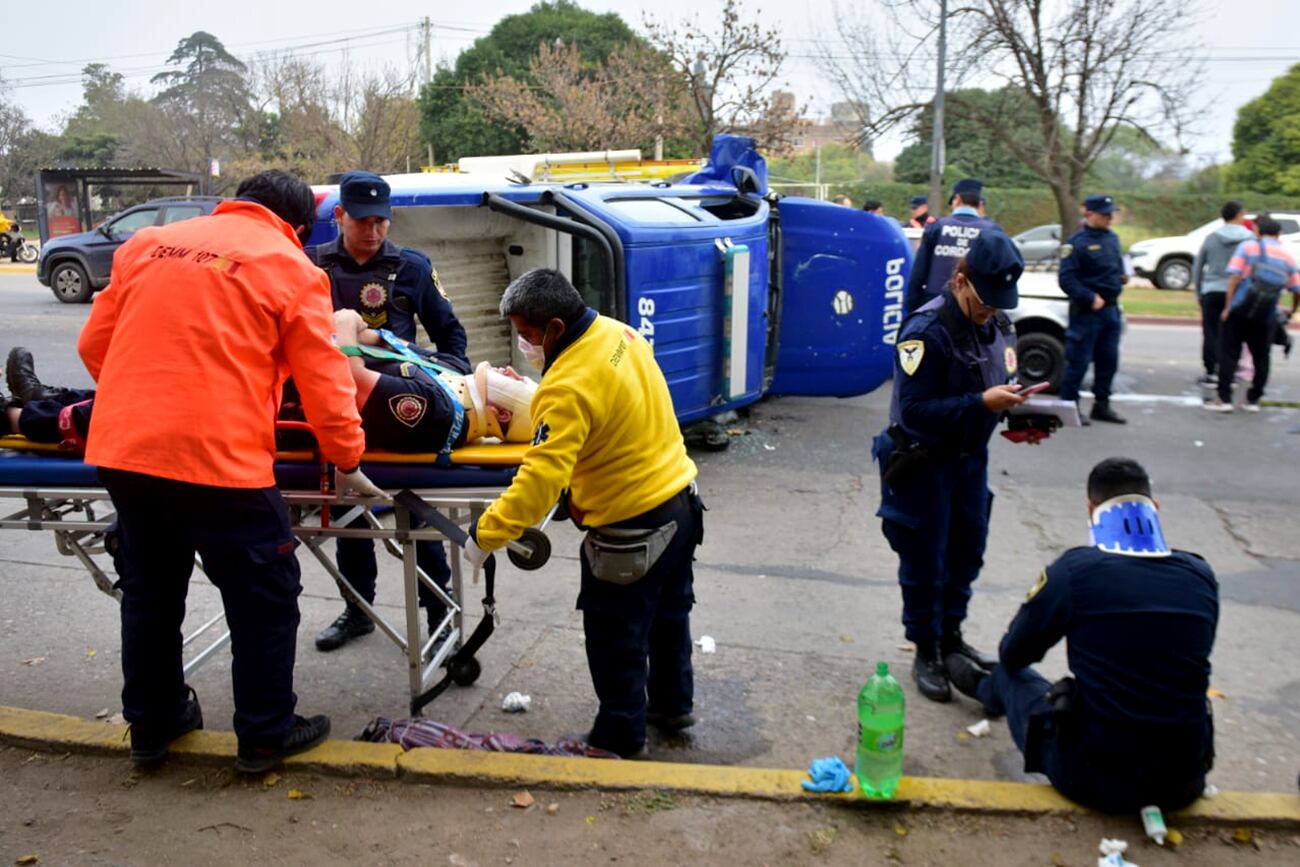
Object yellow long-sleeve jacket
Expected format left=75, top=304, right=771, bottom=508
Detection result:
left=475, top=309, right=697, bottom=550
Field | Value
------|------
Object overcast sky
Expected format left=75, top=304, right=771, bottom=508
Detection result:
left=4, top=0, right=1297, bottom=166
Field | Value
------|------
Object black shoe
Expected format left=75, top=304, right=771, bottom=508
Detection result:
left=944, top=653, right=990, bottom=703
left=911, top=641, right=952, bottom=703
left=647, top=710, right=696, bottom=732
left=314, top=604, right=374, bottom=652
left=1090, top=402, right=1126, bottom=424
left=235, top=714, right=331, bottom=774
left=941, top=631, right=996, bottom=671
left=4, top=347, right=66, bottom=403
left=129, top=686, right=203, bottom=764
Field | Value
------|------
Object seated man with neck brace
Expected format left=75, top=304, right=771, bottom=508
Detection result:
left=946, top=457, right=1219, bottom=813
left=329, top=309, right=536, bottom=452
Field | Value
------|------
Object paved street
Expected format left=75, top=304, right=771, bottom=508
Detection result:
left=1, top=273, right=1297, bottom=795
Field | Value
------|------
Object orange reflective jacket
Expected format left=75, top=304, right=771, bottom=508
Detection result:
left=79, top=200, right=365, bottom=488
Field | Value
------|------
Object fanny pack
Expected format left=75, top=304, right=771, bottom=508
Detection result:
left=583, top=521, right=679, bottom=585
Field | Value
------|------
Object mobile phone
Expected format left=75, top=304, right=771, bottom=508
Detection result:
left=1018, top=381, right=1051, bottom=396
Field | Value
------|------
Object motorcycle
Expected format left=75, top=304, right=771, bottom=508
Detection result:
left=0, top=229, right=37, bottom=263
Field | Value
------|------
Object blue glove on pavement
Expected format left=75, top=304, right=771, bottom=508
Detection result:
left=801, top=755, right=853, bottom=793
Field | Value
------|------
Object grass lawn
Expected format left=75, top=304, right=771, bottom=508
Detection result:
left=1122, top=284, right=1200, bottom=317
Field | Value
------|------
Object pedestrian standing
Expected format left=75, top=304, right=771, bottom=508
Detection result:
left=1058, top=194, right=1127, bottom=425
left=904, top=179, right=1002, bottom=313
left=1192, top=202, right=1253, bottom=386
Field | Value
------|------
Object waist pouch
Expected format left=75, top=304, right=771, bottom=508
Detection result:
left=583, top=521, right=678, bottom=585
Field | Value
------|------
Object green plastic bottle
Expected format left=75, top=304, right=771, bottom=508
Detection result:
left=856, top=660, right=905, bottom=799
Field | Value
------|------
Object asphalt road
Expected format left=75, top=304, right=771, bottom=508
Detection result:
left=1, top=273, right=1297, bottom=796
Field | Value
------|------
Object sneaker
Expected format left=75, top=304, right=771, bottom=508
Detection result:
left=1203, top=400, right=1233, bottom=413
left=314, top=604, right=374, bottom=652
left=646, top=710, right=697, bottom=732
left=129, top=686, right=204, bottom=764
left=1243, top=401, right=1261, bottom=413
left=1196, top=373, right=1216, bottom=385
left=235, top=714, right=331, bottom=774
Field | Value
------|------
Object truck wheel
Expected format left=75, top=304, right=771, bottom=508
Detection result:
left=50, top=261, right=93, bottom=303
left=1155, top=257, right=1192, bottom=291
left=1016, top=332, right=1065, bottom=393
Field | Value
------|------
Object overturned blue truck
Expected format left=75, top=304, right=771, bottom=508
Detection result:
left=308, top=136, right=913, bottom=438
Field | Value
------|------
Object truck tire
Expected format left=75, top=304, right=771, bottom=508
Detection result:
left=50, top=261, right=93, bottom=303
left=1016, top=332, right=1065, bottom=393
left=1155, top=256, right=1192, bottom=291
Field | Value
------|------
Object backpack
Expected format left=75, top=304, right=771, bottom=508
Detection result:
left=1237, top=241, right=1290, bottom=322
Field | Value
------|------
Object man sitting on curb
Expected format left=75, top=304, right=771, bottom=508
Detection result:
left=947, top=457, right=1219, bottom=813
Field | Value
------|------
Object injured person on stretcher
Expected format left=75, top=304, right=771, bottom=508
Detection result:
left=2, top=315, right=537, bottom=454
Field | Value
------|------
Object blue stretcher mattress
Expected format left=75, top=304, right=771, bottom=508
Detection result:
left=0, top=451, right=516, bottom=490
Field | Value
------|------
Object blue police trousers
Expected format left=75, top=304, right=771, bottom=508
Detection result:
left=1060, top=304, right=1122, bottom=402
left=102, top=468, right=302, bottom=745
left=577, top=488, right=703, bottom=756
left=334, top=511, right=450, bottom=624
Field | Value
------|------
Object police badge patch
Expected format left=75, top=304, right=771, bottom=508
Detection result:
left=897, top=339, right=925, bottom=376
left=431, top=267, right=448, bottom=300
left=1059, top=243, right=1073, bottom=259
left=1004, top=346, right=1017, bottom=374
left=360, top=282, right=388, bottom=309
left=389, top=393, right=427, bottom=428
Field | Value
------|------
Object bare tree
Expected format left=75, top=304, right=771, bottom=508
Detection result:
left=644, top=0, right=798, bottom=154
left=824, top=0, right=1204, bottom=226
left=466, top=41, right=688, bottom=154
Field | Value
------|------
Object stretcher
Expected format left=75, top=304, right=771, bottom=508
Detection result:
left=0, top=433, right=555, bottom=715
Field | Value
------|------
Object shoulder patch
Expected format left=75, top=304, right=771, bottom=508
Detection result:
left=1004, top=346, right=1017, bottom=374
left=1059, top=243, right=1073, bottom=259
left=897, top=339, right=925, bottom=376
left=430, top=266, right=448, bottom=300
left=1025, top=569, right=1048, bottom=601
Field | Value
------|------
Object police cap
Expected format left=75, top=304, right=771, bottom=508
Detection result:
left=909, top=194, right=928, bottom=208
left=1083, top=194, right=1116, bottom=214
left=338, top=171, right=392, bottom=220
left=951, top=177, right=983, bottom=198
left=965, top=229, right=1022, bottom=310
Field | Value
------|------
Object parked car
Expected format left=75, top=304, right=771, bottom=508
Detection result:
left=1012, top=223, right=1061, bottom=264
left=1128, top=212, right=1300, bottom=291
left=36, top=196, right=223, bottom=303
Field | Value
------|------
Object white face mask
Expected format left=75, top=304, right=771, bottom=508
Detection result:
left=517, top=334, right=546, bottom=371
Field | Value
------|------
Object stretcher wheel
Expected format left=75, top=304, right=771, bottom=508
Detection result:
left=449, top=656, right=481, bottom=686
left=508, top=527, right=551, bottom=571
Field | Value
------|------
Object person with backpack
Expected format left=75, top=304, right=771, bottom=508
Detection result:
left=1192, top=202, right=1254, bottom=385
left=1205, top=215, right=1300, bottom=412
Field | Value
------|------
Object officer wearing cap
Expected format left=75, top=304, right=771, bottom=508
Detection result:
left=904, top=179, right=1003, bottom=313
left=872, top=230, right=1031, bottom=703
left=906, top=195, right=934, bottom=228
left=309, top=170, right=470, bottom=652
left=1059, top=194, right=1127, bottom=425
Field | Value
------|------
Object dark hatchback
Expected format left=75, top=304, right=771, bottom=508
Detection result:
left=37, top=196, right=223, bottom=303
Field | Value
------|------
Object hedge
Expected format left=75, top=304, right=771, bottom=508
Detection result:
left=828, top=182, right=1300, bottom=239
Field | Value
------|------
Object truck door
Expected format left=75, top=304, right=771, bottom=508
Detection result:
left=554, top=188, right=771, bottom=423
left=767, top=197, right=912, bottom=397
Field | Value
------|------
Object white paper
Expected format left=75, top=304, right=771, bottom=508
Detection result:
left=1009, top=397, right=1083, bottom=428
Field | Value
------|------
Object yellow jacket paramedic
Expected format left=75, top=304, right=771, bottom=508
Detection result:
left=467, top=268, right=704, bottom=758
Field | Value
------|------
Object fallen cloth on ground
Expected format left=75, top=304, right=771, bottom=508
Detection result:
left=358, top=717, right=620, bottom=759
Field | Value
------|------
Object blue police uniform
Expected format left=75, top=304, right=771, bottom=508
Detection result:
left=307, top=172, right=470, bottom=646
left=977, top=503, right=1218, bottom=813
left=905, top=210, right=1002, bottom=313
left=1058, top=196, right=1125, bottom=414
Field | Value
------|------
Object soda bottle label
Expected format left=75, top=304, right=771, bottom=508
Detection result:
left=877, top=732, right=898, bottom=752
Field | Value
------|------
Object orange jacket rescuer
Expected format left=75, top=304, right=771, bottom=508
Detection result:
left=79, top=199, right=365, bottom=487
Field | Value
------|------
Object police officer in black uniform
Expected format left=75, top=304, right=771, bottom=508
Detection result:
left=872, top=230, right=1032, bottom=703
left=1059, top=194, right=1127, bottom=424
left=309, top=171, right=471, bottom=651
left=904, top=179, right=1002, bottom=313
left=948, top=458, right=1218, bottom=813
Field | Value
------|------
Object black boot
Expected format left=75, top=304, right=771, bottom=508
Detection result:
left=129, top=685, right=204, bottom=764
left=912, top=640, right=952, bottom=703
left=235, top=713, right=331, bottom=774
left=5, top=347, right=67, bottom=403
left=1090, top=400, right=1126, bottom=424
left=941, top=630, right=996, bottom=671
left=314, top=604, right=374, bottom=651
left=944, top=652, right=996, bottom=715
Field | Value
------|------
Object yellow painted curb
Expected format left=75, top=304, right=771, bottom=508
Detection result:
left=0, top=263, right=36, bottom=274
left=1, top=706, right=1297, bottom=825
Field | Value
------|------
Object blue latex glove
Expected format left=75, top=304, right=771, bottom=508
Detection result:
left=801, top=756, right=853, bottom=793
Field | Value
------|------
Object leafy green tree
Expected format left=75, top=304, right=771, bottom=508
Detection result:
left=419, top=1, right=641, bottom=162
left=893, top=87, right=1042, bottom=188
left=1228, top=63, right=1300, bottom=194
left=767, top=143, right=890, bottom=186
left=150, top=31, right=255, bottom=179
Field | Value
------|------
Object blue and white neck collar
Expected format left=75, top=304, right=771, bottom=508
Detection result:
left=1088, top=495, right=1170, bottom=557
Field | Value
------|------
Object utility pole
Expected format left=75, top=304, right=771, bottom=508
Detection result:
left=422, top=16, right=435, bottom=168
left=928, top=0, right=948, bottom=215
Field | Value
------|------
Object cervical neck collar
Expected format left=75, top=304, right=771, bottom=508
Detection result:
left=1088, top=495, right=1170, bottom=557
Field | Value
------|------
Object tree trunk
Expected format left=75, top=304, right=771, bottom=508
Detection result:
left=1052, top=187, right=1079, bottom=238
